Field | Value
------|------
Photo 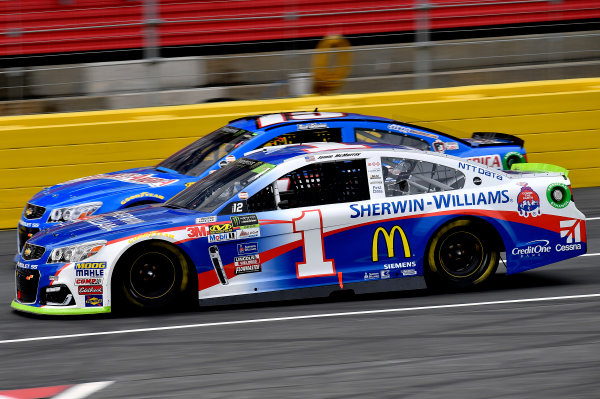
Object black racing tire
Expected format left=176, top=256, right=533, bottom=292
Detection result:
left=424, top=219, right=499, bottom=290
left=112, top=241, right=194, bottom=313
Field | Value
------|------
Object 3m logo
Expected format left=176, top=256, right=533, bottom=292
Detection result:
left=560, top=219, right=582, bottom=243
left=372, top=226, right=411, bottom=262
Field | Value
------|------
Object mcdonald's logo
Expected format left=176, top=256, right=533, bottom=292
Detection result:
left=372, top=226, right=411, bottom=262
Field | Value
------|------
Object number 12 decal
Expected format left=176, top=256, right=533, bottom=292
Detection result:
left=292, top=209, right=335, bottom=278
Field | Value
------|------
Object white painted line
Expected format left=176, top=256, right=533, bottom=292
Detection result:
left=586, top=217, right=600, bottom=221
left=2, top=293, right=600, bottom=345
left=53, top=382, right=114, bottom=399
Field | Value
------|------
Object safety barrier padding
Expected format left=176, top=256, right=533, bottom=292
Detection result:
left=1, top=77, right=599, bottom=229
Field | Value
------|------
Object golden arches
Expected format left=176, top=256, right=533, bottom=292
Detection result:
left=372, top=226, right=411, bottom=262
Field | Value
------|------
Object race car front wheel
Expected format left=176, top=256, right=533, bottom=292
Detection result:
left=113, top=241, right=194, bottom=312
left=425, top=219, right=499, bottom=290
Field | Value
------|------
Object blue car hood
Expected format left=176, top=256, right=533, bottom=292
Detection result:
left=30, top=167, right=191, bottom=207
left=30, top=204, right=197, bottom=248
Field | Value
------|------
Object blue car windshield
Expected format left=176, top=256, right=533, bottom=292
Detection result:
left=166, top=158, right=275, bottom=212
left=157, top=126, right=255, bottom=176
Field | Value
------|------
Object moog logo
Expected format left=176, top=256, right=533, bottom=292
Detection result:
left=511, top=240, right=551, bottom=256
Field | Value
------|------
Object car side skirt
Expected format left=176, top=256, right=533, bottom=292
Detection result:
left=11, top=300, right=111, bottom=315
left=197, top=276, right=427, bottom=306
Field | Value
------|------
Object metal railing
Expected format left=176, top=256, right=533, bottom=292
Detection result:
left=1, top=0, right=599, bottom=114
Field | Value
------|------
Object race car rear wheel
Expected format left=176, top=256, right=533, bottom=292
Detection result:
left=113, top=241, right=194, bottom=312
left=425, top=219, right=499, bottom=290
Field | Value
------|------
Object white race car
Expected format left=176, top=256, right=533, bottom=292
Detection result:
left=13, top=143, right=585, bottom=315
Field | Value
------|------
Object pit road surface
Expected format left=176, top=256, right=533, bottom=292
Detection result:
left=1, top=188, right=599, bottom=398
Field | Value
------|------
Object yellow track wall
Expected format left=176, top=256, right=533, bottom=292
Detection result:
left=1, top=77, right=599, bottom=229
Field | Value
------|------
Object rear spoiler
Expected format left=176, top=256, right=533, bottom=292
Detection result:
left=471, top=132, right=525, bottom=148
left=511, top=163, right=569, bottom=177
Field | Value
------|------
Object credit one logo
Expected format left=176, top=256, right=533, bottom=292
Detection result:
left=511, top=240, right=551, bottom=256
left=372, top=226, right=411, bottom=262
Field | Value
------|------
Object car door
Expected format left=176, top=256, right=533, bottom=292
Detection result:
left=238, top=156, right=373, bottom=293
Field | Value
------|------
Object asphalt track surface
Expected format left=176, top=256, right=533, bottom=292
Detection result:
left=0, top=188, right=599, bottom=398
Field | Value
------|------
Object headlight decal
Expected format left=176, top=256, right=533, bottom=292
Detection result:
left=48, top=240, right=106, bottom=264
left=47, top=202, right=102, bottom=223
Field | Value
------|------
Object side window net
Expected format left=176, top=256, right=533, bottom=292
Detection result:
left=247, top=183, right=276, bottom=212
left=355, top=128, right=430, bottom=151
left=248, top=159, right=370, bottom=211
left=261, top=128, right=343, bottom=147
left=382, top=157, right=465, bottom=197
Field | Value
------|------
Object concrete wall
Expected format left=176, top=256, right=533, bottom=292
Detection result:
left=0, top=77, right=598, bottom=228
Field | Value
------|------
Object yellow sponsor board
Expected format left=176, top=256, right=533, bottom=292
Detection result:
left=372, top=226, right=411, bottom=262
left=1, top=78, right=598, bottom=229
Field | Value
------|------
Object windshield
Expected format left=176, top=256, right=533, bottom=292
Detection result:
left=157, top=126, right=255, bottom=176
left=166, top=158, right=275, bottom=212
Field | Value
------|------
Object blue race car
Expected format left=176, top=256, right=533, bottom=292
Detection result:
left=17, top=112, right=527, bottom=254
left=13, top=143, right=582, bottom=315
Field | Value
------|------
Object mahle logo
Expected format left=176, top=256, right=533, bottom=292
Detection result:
left=372, top=226, right=411, bottom=262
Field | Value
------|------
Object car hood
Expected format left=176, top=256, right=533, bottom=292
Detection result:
left=29, top=204, right=198, bottom=249
left=29, top=167, right=192, bottom=207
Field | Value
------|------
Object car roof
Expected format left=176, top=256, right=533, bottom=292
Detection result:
left=227, top=112, right=394, bottom=131
left=225, top=112, right=471, bottom=147
left=243, top=142, right=423, bottom=165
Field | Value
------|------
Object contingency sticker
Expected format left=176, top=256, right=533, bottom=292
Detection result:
left=85, top=295, right=103, bottom=307
left=234, top=254, right=261, bottom=275
left=517, top=183, right=541, bottom=217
